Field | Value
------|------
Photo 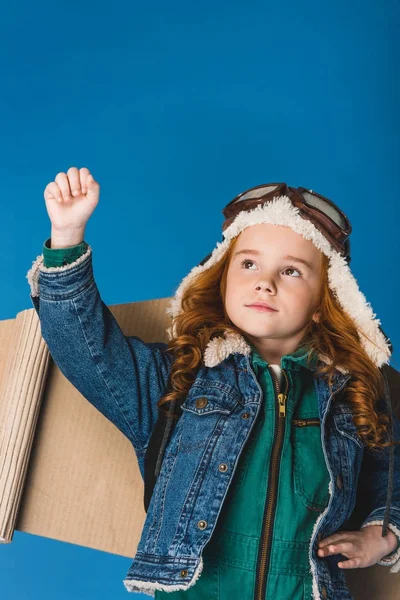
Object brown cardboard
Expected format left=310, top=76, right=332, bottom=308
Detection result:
left=0, top=297, right=170, bottom=557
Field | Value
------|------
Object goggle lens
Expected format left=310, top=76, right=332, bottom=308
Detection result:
left=302, top=190, right=348, bottom=230
left=232, top=185, right=279, bottom=203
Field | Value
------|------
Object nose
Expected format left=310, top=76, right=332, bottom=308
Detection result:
left=255, top=278, right=276, bottom=293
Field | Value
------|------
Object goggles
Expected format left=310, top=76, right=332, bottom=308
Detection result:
left=221, top=183, right=352, bottom=263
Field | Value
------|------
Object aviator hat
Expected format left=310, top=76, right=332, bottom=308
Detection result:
left=166, top=183, right=392, bottom=370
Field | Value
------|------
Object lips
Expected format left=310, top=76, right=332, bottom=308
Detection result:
left=246, top=303, right=278, bottom=312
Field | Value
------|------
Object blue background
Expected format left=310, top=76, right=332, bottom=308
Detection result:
left=1, top=0, right=399, bottom=597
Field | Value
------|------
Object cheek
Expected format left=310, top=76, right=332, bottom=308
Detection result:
left=225, top=280, right=236, bottom=306
left=291, top=289, right=317, bottom=315
left=225, top=276, right=242, bottom=310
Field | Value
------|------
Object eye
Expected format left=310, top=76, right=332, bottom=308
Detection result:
left=284, top=266, right=302, bottom=277
left=240, top=259, right=302, bottom=277
left=241, top=259, right=257, bottom=269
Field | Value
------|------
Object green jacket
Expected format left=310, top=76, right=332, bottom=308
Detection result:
left=41, top=238, right=334, bottom=599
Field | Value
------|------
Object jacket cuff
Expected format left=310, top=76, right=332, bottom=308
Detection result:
left=26, top=240, right=92, bottom=298
left=361, top=520, right=400, bottom=572
left=43, top=237, right=88, bottom=267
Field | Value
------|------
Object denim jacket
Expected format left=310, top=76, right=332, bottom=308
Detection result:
left=26, top=243, right=400, bottom=600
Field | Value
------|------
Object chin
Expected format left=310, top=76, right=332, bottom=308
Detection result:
left=235, top=324, right=275, bottom=339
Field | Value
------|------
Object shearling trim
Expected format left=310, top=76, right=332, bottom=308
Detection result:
left=166, top=195, right=391, bottom=369
left=203, top=331, right=252, bottom=367
left=122, top=556, right=203, bottom=595
left=26, top=245, right=92, bottom=297
left=308, top=478, right=335, bottom=600
left=361, top=521, right=400, bottom=572
left=200, top=332, right=349, bottom=373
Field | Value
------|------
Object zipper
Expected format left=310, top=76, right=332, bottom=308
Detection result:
left=254, top=366, right=289, bottom=600
left=292, top=418, right=320, bottom=427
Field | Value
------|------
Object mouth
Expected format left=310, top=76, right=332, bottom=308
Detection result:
left=246, top=304, right=278, bottom=313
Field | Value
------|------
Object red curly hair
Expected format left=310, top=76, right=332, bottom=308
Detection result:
left=158, top=233, right=397, bottom=451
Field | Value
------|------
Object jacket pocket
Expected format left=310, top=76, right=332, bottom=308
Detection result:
left=178, top=385, right=239, bottom=453
left=292, top=418, right=331, bottom=512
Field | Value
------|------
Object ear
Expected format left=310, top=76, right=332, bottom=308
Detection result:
left=312, top=311, right=320, bottom=323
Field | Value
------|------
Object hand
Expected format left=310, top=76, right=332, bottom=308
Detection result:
left=44, top=166, right=100, bottom=233
left=318, top=525, right=398, bottom=569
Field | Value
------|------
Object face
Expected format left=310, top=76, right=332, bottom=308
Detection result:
left=224, top=223, right=323, bottom=363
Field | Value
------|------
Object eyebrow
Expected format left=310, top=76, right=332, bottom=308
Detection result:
left=233, top=249, right=315, bottom=271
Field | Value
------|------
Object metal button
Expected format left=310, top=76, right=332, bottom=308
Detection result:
left=321, top=584, right=328, bottom=599
left=195, top=397, right=208, bottom=409
left=180, top=569, right=188, bottom=577
left=336, top=474, right=343, bottom=489
left=218, top=463, right=228, bottom=472
left=242, top=412, right=250, bottom=419
left=197, top=520, right=207, bottom=530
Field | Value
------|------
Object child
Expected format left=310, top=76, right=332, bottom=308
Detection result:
left=27, top=168, right=400, bottom=600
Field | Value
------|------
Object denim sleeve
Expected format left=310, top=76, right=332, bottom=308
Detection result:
left=26, top=243, right=174, bottom=465
left=357, top=397, right=400, bottom=571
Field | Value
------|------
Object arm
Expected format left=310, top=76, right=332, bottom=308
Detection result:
left=26, top=241, right=174, bottom=476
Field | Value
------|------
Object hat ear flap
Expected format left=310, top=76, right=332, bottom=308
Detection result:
left=343, top=238, right=351, bottom=265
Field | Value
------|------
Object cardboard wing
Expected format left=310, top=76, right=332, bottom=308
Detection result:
left=0, top=297, right=171, bottom=559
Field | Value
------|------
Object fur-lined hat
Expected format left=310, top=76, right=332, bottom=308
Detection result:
left=166, top=183, right=392, bottom=369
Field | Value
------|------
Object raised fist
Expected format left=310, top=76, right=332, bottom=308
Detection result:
left=44, top=166, right=100, bottom=232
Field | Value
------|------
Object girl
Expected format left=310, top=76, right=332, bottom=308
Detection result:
left=27, top=168, right=400, bottom=600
